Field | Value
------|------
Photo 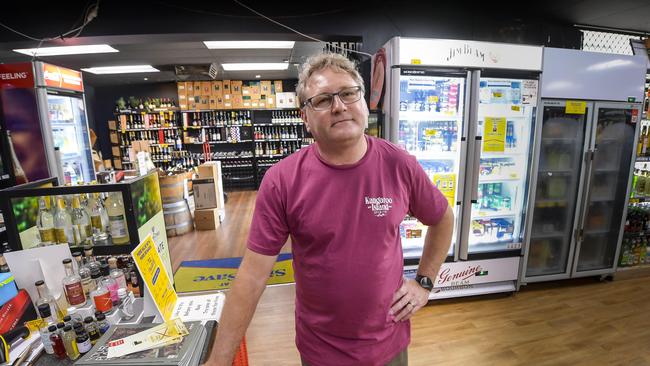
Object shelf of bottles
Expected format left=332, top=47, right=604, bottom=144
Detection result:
left=619, top=203, right=650, bottom=268
left=115, top=110, right=185, bottom=171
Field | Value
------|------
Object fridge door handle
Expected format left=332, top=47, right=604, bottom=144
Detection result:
left=470, top=135, right=482, bottom=203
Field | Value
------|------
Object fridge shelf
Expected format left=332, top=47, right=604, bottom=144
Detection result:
left=542, top=138, right=577, bottom=143
left=401, top=237, right=425, bottom=250
left=473, top=210, right=517, bottom=219
left=629, top=196, right=650, bottom=203
left=590, top=196, right=615, bottom=202
left=535, top=199, right=567, bottom=208
left=636, top=156, right=650, bottom=162
left=531, top=231, right=565, bottom=239
left=538, top=169, right=573, bottom=175
left=478, top=175, right=521, bottom=183
left=584, top=229, right=610, bottom=236
left=593, top=168, right=619, bottom=173
left=412, top=151, right=458, bottom=161
left=399, top=111, right=461, bottom=121
left=121, top=127, right=178, bottom=132
left=51, top=120, right=75, bottom=124
left=481, top=151, right=526, bottom=158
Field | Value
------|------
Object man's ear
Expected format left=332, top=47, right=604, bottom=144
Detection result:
left=300, top=109, right=310, bottom=132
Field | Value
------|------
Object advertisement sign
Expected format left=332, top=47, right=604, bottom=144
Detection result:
left=483, top=117, right=506, bottom=152
left=432, top=173, right=456, bottom=207
left=0, top=63, right=34, bottom=88
left=40, top=63, right=83, bottom=92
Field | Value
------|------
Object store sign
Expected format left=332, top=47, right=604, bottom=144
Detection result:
left=434, top=257, right=519, bottom=287
left=41, top=63, right=83, bottom=92
left=0, top=63, right=34, bottom=88
left=398, top=38, right=543, bottom=71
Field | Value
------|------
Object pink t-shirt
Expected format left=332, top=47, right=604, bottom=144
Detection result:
left=248, top=136, right=448, bottom=366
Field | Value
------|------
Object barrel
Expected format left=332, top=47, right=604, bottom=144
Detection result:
left=159, top=172, right=193, bottom=203
left=163, top=199, right=193, bottom=237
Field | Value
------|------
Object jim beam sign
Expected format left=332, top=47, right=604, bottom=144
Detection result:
left=434, top=257, right=519, bottom=288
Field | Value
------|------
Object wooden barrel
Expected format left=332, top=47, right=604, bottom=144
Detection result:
left=163, top=199, right=193, bottom=237
left=159, top=172, right=193, bottom=203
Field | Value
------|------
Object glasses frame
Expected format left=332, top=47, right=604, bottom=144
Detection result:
left=302, top=86, right=363, bottom=111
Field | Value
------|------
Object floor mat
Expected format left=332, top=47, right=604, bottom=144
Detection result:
left=174, top=253, right=294, bottom=293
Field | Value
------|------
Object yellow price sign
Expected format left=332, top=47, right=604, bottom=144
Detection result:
left=493, top=92, right=502, bottom=98
left=428, top=96, right=439, bottom=103
left=424, top=128, right=437, bottom=136
left=511, top=105, right=521, bottom=111
left=411, top=58, right=422, bottom=65
left=566, top=100, right=586, bottom=114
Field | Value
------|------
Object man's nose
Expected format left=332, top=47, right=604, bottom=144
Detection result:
left=330, top=95, right=347, bottom=113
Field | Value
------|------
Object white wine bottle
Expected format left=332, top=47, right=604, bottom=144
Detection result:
left=37, top=197, right=55, bottom=246
left=105, top=192, right=130, bottom=245
left=54, top=198, right=74, bottom=245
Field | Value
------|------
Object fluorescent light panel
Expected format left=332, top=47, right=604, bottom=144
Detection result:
left=13, top=44, right=118, bottom=56
left=81, top=65, right=159, bottom=74
left=222, top=63, right=288, bottom=71
left=203, top=41, right=295, bottom=49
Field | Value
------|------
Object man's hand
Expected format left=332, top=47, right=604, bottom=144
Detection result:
left=389, top=278, right=430, bottom=322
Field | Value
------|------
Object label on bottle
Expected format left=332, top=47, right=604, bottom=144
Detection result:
left=91, top=215, right=103, bottom=230
left=64, top=282, right=85, bottom=306
left=55, top=228, right=68, bottom=244
left=39, top=228, right=56, bottom=243
left=109, top=215, right=127, bottom=238
left=77, top=337, right=92, bottom=353
left=93, top=291, right=113, bottom=312
left=84, top=224, right=92, bottom=238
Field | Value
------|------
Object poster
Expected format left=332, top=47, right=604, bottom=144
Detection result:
left=483, top=117, right=506, bottom=153
left=433, top=173, right=456, bottom=207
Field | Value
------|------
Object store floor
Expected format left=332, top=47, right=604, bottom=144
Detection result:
left=168, top=191, right=650, bottom=365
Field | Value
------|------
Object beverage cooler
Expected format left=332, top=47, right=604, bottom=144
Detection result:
left=520, top=48, right=646, bottom=283
left=376, top=37, right=543, bottom=298
left=0, top=62, right=95, bottom=185
left=0, top=172, right=172, bottom=279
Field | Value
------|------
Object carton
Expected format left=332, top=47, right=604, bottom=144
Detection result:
left=231, top=80, right=243, bottom=95
left=109, top=131, right=119, bottom=144
left=194, top=208, right=221, bottom=230
left=201, top=81, right=211, bottom=96
left=212, top=81, right=223, bottom=96
left=108, top=120, right=117, bottom=131
left=273, top=80, right=283, bottom=93
left=260, top=80, right=272, bottom=95
left=222, top=80, right=231, bottom=94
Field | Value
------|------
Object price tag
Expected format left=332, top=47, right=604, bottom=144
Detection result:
left=511, top=105, right=520, bottom=111
left=565, top=100, right=586, bottom=114
left=424, top=128, right=437, bottom=136
left=411, top=58, right=422, bottom=65
left=428, top=96, right=439, bottom=103
left=493, top=92, right=502, bottom=98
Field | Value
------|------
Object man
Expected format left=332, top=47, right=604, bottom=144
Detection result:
left=214, top=53, right=453, bottom=366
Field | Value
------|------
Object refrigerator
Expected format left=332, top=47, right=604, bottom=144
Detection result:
left=0, top=62, right=95, bottom=185
left=520, top=48, right=646, bottom=283
left=376, top=37, right=543, bottom=298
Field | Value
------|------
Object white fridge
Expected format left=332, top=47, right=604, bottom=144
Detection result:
left=376, top=37, right=542, bottom=298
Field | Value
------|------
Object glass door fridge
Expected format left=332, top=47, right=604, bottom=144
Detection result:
left=396, top=69, right=468, bottom=261
left=524, top=100, right=591, bottom=278
left=462, top=77, right=536, bottom=258
left=47, top=93, right=94, bottom=184
left=573, top=102, right=637, bottom=273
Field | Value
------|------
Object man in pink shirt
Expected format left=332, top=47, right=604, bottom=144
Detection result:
left=215, top=53, right=453, bottom=366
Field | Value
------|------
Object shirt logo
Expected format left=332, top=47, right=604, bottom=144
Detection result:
left=364, top=196, right=393, bottom=217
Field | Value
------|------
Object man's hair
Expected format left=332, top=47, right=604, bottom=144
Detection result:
left=296, top=52, right=365, bottom=106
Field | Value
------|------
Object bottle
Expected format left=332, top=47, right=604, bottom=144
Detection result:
left=37, top=304, right=55, bottom=354
left=90, top=269, right=113, bottom=313
left=6, top=131, right=28, bottom=184
left=71, top=196, right=91, bottom=245
left=84, top=316, right=101, bottom=344
left=54, top=198, right=74, bottom=245
left=88, top=193, right=109, bottom=242
left=95, top=312, right=110, bottom=334
left=108, top=257, right=127, bottom=290
left=35, top=280, right=62, bottom=321
left=76, top=329, right=92, bottom=354
left=105, top=192, right=130, bottom=245
left=62, top=258, right=86, bottom=306
left=117, top=288, right=135, bottom=320
left=37, top=197, right=56, bottom=246
left=72, top=252, right=93, bottom=299
left=63, top=315, right=72, bottom=328
left=83, top=245, right=101, bottom=274
left=49, top=325, right=67, bottom=360
left=61, top=325, right=80, bottom=360
left=0, top=255, right=10, bottom=273
left=67, top=306, right=84, bottom=324
left=101, top=264, right=120, bottom=305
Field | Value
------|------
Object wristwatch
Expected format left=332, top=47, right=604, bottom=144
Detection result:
left=415, top=275, right=434, bottom=292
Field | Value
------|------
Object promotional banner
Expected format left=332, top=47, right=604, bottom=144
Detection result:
left=173, top=253, right=294, bottom=293
left=433, top=173, right=456, bottom=207
left=40, top=63, right=84, bottom=92
left=483, top=117, right=506, bottom=152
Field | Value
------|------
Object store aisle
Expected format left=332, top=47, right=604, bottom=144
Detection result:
left=169, top=191, right=650, bottom=365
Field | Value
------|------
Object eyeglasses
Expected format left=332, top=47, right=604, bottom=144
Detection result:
left=302, top=86, right=363, bottom=111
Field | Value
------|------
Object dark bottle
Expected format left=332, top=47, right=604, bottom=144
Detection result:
left=49, top=325, right=67, bottom=359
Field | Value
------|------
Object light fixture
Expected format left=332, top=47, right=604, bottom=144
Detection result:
left=255, top=75, right=261, bottom=78
left=144, top=77, right=148, bottom=81
left=13, top=44, right=119, bottom=56
left=81, top=65, right=160, bottom=74
left=203, top=41, right=295, bottom=49
left=221, top=63, right=288, bottom=71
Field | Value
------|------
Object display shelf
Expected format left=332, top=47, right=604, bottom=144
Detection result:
left=254, top=138, right=300, bottom=142
left=584, top=228, right=610, bottom=236
left=531, top=231, right=565, bottom=239
left=617, top=263, right=650, bottom=271
left=399, top=111, right=461, bottom=121
left=479, top=175, right=521, bottom=183
left=535, top=199, right=568, bottom=207
left=538, top=169, right=573, bottom=174
left=542, top=138, right=577, bottom=143
left=255, top=122, right=303, bottom=126
left=213, top=155, right=254, bottom=160
left=411, top=151, right=458, bottom=161
left=116, top=108, right=179, bottom=114
left=629, top=196, right=650, bottom=203
left=256, top=154, right=288, bottom=158
left=635, top=156, right=650, bottom=162
left=472, top=210, right=517, bottom=219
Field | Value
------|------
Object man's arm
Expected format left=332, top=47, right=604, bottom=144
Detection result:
left=417, top=205, right=454, bottom=279
left=391, top=205, right=454, bottom=321
left=213, top=248, right=278, bottom=366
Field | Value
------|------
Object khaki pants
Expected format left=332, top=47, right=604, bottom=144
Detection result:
left=301, top=349, right=408, bottom=366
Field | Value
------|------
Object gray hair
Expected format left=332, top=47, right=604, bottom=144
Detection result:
left=296, top=52, right=365, bottom=106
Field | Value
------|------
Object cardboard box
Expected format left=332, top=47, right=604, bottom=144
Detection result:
left=233, top=95, right=244, bottom=109
left=276, top=92, right=297, bottom=109
left=177, top=82, right=187, bottom=93
left=251, top=100, right=259, bottom=108
left=109, top=131, right=119, bottom=144
left=179, top=102, right=188, bottom=110
left=112, top=159, right=122, bottom=170
left=250, top=82, right=261, bottom=99
left=261, top=80, right=272, bottom=95
left=194, top=208, right=221, bottom=230
left=241, top=86, right=251, bottom=96
left=216, top=97, right=224, bottom=109
left=223, top=93, right=231, bottom=101
left=222, top=80, right=231, bottom=94
left=273, top=80, right=283, bottom=93
left=201, top=81, right=211, bottom=96
left=193, top=178, right=218, bottom=210
left=111, top=146, right=121, bottom=157
left=266, top=95, right=275, bottom=108
left=108, top=120, right=117, bottom=130
left=193, top=81, right=202, bottom=95
left=209, top=96, right=218, bottom=109
left=224, top=100, right=233, bottom=109
left=211, top=81, right=223, bottom=96
left=198, top=162, right=219, bottom=179
left=231, top=80, right=243, bottom=95
left=200, top=96, right=210, bottom=110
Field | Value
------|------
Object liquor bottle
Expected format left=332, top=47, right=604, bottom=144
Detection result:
left=95, top=312, right=110, bottom=334
left=105, top=192, right=130, bottom=245
left=72, top=196, right=92, bottom=245
left=54, top=198, right=74, bottom=245
left=6, top=131, right=28, bottom=184
left=0, top=255, right=9, bottom=273
left=48, top=325, right=66, bottom=359
left=108, top=257, right=127, bottom=290
left=75, top=328, right=92, bottom=354
left=72, top=252, right=93, bottom=299
left=90, top=269, right=113, bottom=313
left=84, top=316, right=101, bottom=345
left=640, top=126, right=648, bottom=156
left=37, top=303, right=56, bottom=354
left=61, top=258, right=86, bottom=306
left=37, top=197, right=56, bottom=246
left=35, top=280, right=62, bottom=321
left=83, top=245, right=101, bottom=274
left=61, top=325, right=80, bottom=360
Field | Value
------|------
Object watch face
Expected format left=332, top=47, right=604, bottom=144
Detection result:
left=417, top=276, right=434, bottom=290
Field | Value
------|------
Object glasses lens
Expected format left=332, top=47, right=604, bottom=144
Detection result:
left=340, top=87, right=361, bottom=103
left=310, top=94, right=333, bottom=110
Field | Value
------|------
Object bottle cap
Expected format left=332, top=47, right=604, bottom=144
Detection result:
left=37, top=304, right=51, bottom=318
left=56, top=322, right=65, bottom=329
left=62, top=258, right=72, bottom=264
left=34, top=280, right=44, bottom=286
left=73, top=323, right=83, bottom=330
left=90, top=269, right=101, bottom=279
left=63, top=325, right=72, bottom=332
left=63, top=315, right=71, bottom=322
left=47, top=325, right=57, bottom=332
left=84, top=317, right=93, bottom=324
left=96, top=313, right=106, bottom=321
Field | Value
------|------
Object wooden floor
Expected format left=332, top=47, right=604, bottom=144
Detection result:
left=169, top=190, right=650, bottom=366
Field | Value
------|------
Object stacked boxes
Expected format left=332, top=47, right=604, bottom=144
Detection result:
left=192, top=161, right=226, bottom=230
left=176, top=80, right=290, bottom=110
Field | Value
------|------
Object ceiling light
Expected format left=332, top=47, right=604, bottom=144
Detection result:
left=144, top=78, right=148, bottom=81
left=255, top=75, right=261, bottom=78
left=13, top=44, right=119, bottom=56
left=203, top=41, right=295, bottom=49
left=222, top=63, right=288, bottom=71
left=81, top=65, right=160, bottom=74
